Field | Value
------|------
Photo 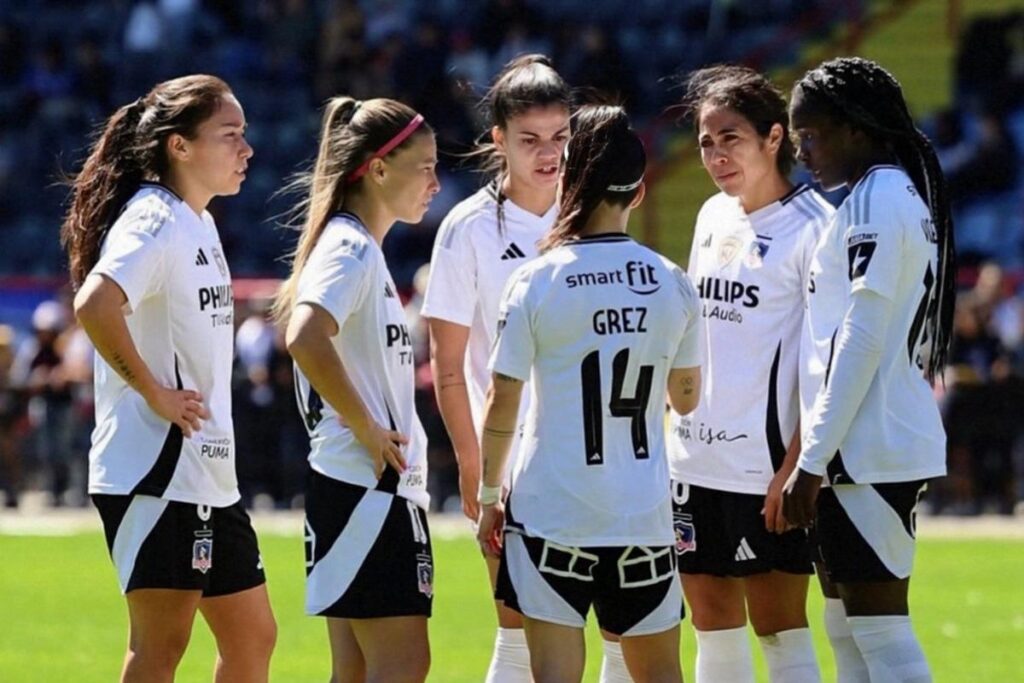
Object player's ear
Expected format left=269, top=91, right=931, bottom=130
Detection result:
left=166, top=133, right=190, bottom=163
left=492, top=126, right=506, bottom=154
left=369, top=157, right=387, bottom=186
left=628, top=182, right=646, bottom=209
left=766, top=123, right=785, bottom=155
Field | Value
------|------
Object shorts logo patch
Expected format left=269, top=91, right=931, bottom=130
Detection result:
left=674, top=514, right=696, bottom=555
left=416, top=553, right=433, bottom=598
left=192, top=538, right=213, bottom=573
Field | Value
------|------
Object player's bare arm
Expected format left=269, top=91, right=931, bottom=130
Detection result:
left=74, top=273, right=208, bottom=437
left=287, top=302, right=409, bottom=477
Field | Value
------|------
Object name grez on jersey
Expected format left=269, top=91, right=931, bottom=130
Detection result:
left=198, top=284, right=234, bottom=327
left=696, top=276, right=760, bottom=324
left=385, top=323, right=414, bottom=365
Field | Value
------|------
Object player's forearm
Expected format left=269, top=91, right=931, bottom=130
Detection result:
left=74, top=275, right=159, bottom=400
left=431, top=358, right=480, bottom=468
left=288, top=328, right=374, bottom=435
left=480, top=374, right=524, bottom=488
left=800, top=291, right=892, bottom=474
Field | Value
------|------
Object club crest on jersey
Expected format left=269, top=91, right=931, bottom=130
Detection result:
left=674, top=514, right=696, bottom=555
left=745, top=240, right=770, bottom=269
left=192, top=538, right=213, bottom=573
left=416, top=553, right=433, bottom=598
left=211, top=246, right=229, bottom=278
left=717, top=235, right=744, bottom=266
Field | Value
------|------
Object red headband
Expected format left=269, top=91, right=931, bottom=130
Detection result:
left=346, top=114, right=425, bottom=184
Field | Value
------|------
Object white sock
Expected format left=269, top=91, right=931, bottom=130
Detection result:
left=848, top=615, right=932, bottom=683
left=599, top=639, right=633, bottom=682
left=485, top=627, right=531, bottom=683
left=758, top=627, right=821, bottom=683
left=695, top=626, right=754, bottom=683
left=823, top=599, right=870, bottom=683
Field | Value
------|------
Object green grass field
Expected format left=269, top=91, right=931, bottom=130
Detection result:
left=0, top=529, right=1022, bottom=682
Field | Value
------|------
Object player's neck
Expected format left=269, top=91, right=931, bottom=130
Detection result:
left=739, top=174, right=792, bottom=214
left=577, top=203, right=630, bottom=238
left=501, top=175, right=556, bottom=218
left=161, top=171, right=210, bottom=218
left=341, top=193, right=393, bottom=245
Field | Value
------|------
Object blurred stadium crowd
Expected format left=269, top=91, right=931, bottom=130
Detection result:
left=1, top=1, right=1023, bottom=515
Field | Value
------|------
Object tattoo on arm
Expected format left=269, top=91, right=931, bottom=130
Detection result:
left=682, top=375, right=694, bottom=395
left=111, top=352, right=137, bottom=386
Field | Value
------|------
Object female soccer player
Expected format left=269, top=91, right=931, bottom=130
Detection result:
left=785, top=57, right=955, bottom=683
left=275, top=97, right=439, bottom=683
left=667, top=66, right=831, bottom=683
left=477, top=104, right=702, bottom=683
left=421, top=54, right=574, bottom=682
left=63, top=75, right=276, bottom=683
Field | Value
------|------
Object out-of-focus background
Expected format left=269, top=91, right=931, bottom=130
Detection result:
left=1, top=0, right=1024, bottom=521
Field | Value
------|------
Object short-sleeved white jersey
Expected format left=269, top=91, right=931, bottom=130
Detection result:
left=799, top=166, right=946, bottom=483
left=293, top=213, right=429, bottom=508
left=491, top=234, right=702, bottom=547
left=421, top=184, right=556, bottom=468
left=668, top=186, right=833, bottom=494
left=88, top=183, right=239, bottom=507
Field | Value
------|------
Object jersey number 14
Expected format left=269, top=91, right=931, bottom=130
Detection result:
left=580, top=348, right=654, bottom=466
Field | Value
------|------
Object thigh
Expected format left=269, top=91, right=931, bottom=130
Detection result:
left=836, top=578, right=911, bottom=617
left=593, top=545, right=682, bottom=638
left=94, top=494, right=209, bottom=594
left=485, top=552, right=525, bottom=629
left=199, top=584, right=276, bottom=650
left=744, top=570, right=811, bottom=635
left=305, top=472, right=433, bottom=619
left=816, top=481, right=927, bottom=584
left=349, top=615, right=429, bottom=681
left=496, top=532, right=593, bottom=630
left=126, top=588, right=202, bottom=650
left=680, top=573, right=746, bottom=631
left=620, top=624, right=683, bottom=683
left=326, top=618, right=365, bottom=683
left=522, top=616, right=586, bottom=683
left=205, top=501, right=267, bottom=597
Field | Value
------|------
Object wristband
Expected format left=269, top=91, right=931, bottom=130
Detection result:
left=478, top=484, right=502, bottom=506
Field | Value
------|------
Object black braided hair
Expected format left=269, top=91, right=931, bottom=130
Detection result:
left=795, top=57, right=956, bottom=382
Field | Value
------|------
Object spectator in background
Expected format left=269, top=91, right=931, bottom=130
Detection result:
left=0, top=324, right=21, bottom=508
left=946, top=106, right=1019, bottom=208
left=9, top=300, right=74, bottom=506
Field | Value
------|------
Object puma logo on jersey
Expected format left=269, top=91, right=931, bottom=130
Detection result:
left=195, top=248, right=210, bottom=266
left=500, top=242, right=527, bottom=260
left=734, top=537, right=757, bottom=561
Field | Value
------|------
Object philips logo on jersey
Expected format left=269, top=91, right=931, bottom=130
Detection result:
left=385, top=323, right=414, bottom=365
left=696, top=277, right=759, bottom=307
left=198, top=284, right=234, bottom=328
left=565, top=260, right=661, bottom=295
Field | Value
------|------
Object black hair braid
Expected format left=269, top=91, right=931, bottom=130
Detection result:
left=798, top=57, right=956, bottom=381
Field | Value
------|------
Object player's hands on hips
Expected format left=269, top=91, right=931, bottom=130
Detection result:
left=782, top=468, right=823, bottom=528
left=352, top=420, right=409, bottom=479
left=477, top=502, right=505, bottom=558
left=457, top=454, right=481, bottom=522
left=145, top=386, right=209, bottom=438
left=763, top=466, right=794, bottom=533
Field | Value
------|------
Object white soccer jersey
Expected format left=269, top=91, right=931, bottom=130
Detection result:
left=491, top=234, right=702, bottom=547
left=668, top=186, right=833, bottom=494
left=293, top=213, right=429, bottom=509
left=421, top=184, right=555, bottom=469
left=89, top=183, right=239, bottom=507
left=799, top=166, right=946, bottom=483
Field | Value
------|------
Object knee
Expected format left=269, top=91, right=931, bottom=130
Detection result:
left=748, top=607, right=808, bottom=637
left=221, top=613, right=277, bottom=663
left=127, top=631, right=190, bottom=674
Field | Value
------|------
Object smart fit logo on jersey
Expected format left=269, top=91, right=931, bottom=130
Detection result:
left=198, top=284, right=234, bottom=327
left=565, top=261, right=661, bottom=295
left=385, top=323, right=414, bottom=365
